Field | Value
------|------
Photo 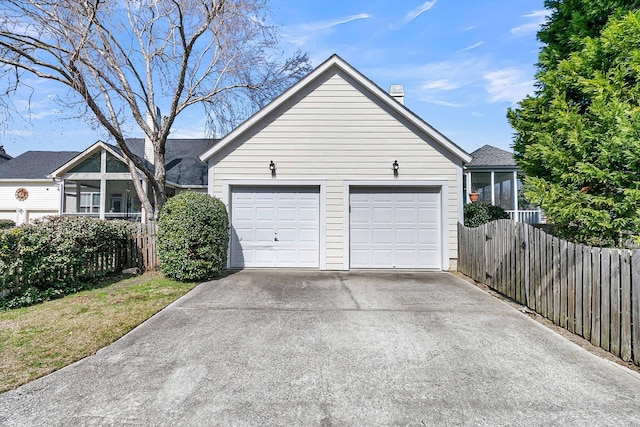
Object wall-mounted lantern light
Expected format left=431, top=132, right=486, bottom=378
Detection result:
left=392, top=160, right=399, bottom=178
left=269, top=160, right=276, bottom=177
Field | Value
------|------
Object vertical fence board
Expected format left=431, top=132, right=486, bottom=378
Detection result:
left=610, top=250, right=620, bottom=358
left=538, top=231, right=546, bottom=318
left=583, top=247, right=593, bottom=342
left=621, top=250, right=632, bottom=362
left=601, top=248, right=611, bottom=352
left=567, top=242, right=575, bottom=333
left=632, top=249, right=640, bottom=366
left=560, top=239, right=568, bottom=328
left=552, top=237, right=560, bottom=325
left=591, top=248, right=601, bottom=347
left=547, top=235, right=554, bottom=321
left=575, top=244, right=583, bottom=336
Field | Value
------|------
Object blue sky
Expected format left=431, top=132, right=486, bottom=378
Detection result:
left=1, top=0, right=546, bottom=157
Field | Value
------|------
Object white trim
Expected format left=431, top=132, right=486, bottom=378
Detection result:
left=343, top=180, right=449, bottom=271
left=0, top=179, right=52, bottom=183
left=222, top=179, right=327, bottom=270
left=200, top=55, right=471, bottom=165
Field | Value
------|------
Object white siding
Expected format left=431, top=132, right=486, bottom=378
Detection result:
left=211, top=72, right=463, bottom=270
left=0, top=181, right=60, bottom=224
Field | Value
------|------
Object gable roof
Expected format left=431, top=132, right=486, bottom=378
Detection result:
left=124, top=138, right=215, bottom=186
left=0, top=151, right=80, bottom=180
left=48, top=138, right=215, bottom=187
left=468, top=145, right=518, bottom=169
left=200, top=54, right=472, bottom=164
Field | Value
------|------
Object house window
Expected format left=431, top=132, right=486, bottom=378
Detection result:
left=106, top=152, right=129, bottom=172
left=70, top=152, right=101, bottom=173
left=80, top=192, right=100, bottom=213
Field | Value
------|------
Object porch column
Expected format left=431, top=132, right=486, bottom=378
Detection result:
left=513, top=171, right=519, bottom=222
left=99, top=149, right=106, bottom=220
left=58, top=179, right=65, bottom=216
left=465, top=171, right=471, bottom=203
left=75, top=183, right=81, bottom=212
left=490, top=171, right=495, bottom=206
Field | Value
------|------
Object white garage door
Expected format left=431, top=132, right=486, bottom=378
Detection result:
left=350, top=187, right=441, bottom=269
left=230, top=186, right=320, bottom=268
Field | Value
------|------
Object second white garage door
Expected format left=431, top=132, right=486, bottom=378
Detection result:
left=230, top=186, right=320, bottom=268
left=350, top=187, right=442, bottom=269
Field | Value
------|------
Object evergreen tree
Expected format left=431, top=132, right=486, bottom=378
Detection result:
left=509, top=9, right=640, bottom=246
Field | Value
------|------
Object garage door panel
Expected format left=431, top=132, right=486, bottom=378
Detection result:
left=299, top=207, right=318, bottom=221
left=372, top=207, right=393, bottom=223
left=373, top=228, right=393, bottom=244
left=231, top=186, right=320, bottom=268
left=396, top=229, right=418, bottom=244
left=372, top=249, right=393, bottom=265
left=395, top=207, right=417, bottom=224
left=350, top=187, right=441, bottom=269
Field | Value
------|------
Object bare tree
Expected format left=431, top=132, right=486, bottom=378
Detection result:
left=0, top=0, right=310, bottom=219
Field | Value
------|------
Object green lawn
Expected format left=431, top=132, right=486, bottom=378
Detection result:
left=0, top=273, right=196, bottom=393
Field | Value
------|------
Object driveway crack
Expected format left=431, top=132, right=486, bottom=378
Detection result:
left=337, top=275, right=360, bottom=310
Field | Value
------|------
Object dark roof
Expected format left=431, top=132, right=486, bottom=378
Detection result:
left=0, top=151, right=80, bottom=179
left=468, top=145, right=517, bottom=168
left=123, top=138, right=216, bottom=186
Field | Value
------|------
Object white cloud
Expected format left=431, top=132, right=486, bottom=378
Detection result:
left=284, top=13, right=371, bottom=46
left=511, top=9, right=548, bottom=37
left=390, top=1, right=437, bottom=30
left=426, top=99, right=466, bottom=108
left=301, top=13, right=371, bottom=32
left=483, top=68, right=535, bottom=103
left=373, top=57, right=534, bottom=108
left=403, top=1, right=437, bottom=24
left=461, top=41, right=483, bottom=52
left=421, top=79, right=464, bottom=91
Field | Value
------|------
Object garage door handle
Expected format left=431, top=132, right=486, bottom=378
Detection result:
left=274, top=235, right=279, bottom=241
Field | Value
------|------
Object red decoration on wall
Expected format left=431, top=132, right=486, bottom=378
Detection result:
left=15, top=188, right=28, bottom=201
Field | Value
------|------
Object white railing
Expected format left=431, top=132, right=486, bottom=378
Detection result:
left=507, top=210, right=541, bottom=224
left=63, top=212, right=142, bottom=221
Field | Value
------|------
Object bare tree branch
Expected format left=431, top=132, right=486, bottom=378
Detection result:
left=0, top=0, right=311, bottom=219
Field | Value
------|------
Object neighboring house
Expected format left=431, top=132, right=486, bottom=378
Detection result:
left=0, top=151, right=79, bottom=224
left=0, top=138, right=213, bottom=224
left=464, top=144, right=544, bottom=224
left=199, top=54, right=471, bottom=271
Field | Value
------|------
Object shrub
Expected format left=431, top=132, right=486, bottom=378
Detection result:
left=157, top=191, right=229, bottom=281
left=0, top=217, right=134, bottom=309
left=464, top=202, right=511, bottom=227
left=0, top=219, right=15, bottom=230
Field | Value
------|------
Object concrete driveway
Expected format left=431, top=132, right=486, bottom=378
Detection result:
left=1, top=270, right=639, bottom=426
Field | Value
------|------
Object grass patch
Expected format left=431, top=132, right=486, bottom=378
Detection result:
left=0, top=273, right=197, bottom=393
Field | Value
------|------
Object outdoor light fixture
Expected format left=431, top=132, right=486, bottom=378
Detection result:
left=269, top=160, right=276, bottom=177
left=392, top=160, right=399, bottom=177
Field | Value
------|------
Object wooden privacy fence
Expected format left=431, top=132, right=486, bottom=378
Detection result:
left=458, top=219, right=640, bottom=366
left=131, top=222, right=158, bottom=272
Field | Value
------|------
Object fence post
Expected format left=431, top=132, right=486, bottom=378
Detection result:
left=631, top=249, right=640, bottom=366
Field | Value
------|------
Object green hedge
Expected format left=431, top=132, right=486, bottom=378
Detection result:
left=464, top=202, right=511, bottom=227
left=0, top=219, right=15, bottom=230
left=157, top=192, right=229, bottom=281
left=0, top=216, right=134, bottom=309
